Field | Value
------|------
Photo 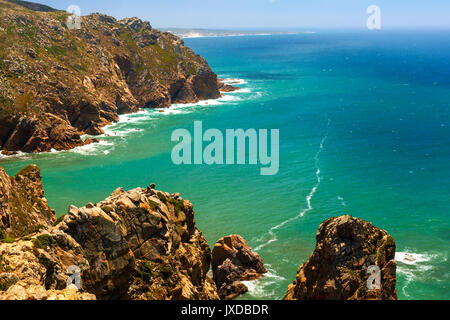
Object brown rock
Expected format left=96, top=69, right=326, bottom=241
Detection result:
left=0, top=164, right=220, bottom=300
left=212, top=235, right=266, bottom=300
left=284, top=215, right=398, bottom=300
left=0, top=165, right=56, bottom=238
left=60, top=185, right=219, bottom=300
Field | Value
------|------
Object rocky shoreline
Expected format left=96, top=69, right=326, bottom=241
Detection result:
left=0, top=0, right=238, bottom=155
left=0, top=164, right=397, bottom=300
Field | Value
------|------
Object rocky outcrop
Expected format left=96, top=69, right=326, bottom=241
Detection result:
left=0, top=165, right=55, bottom=238
left=0, top=233, right=96, bottom=300
left=0, top=0, right=227, bottom=153
left=0, top=164, right=219, bottom=300
left=212, top=235, right=266, bottom=300
left=59, top=186, right=219, bottom=300
left=284, top=215, right=397, bottom=300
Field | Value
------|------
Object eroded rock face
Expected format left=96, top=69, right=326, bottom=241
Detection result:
left=284, top=215, right=397, bottom=300
left=0, top=1, right=223, bottom=153
left=0, top=165, right=55, bottom=238
left=212, top=235, right=266, bottom=300
left=0, top=232, right=95, bottom=300
left=58, top=186, right=219, bottom=300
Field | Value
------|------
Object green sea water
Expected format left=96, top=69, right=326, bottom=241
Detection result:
left=1, top=30, right=449, bottom=300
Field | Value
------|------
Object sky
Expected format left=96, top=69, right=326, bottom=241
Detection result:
left=36, top=0, right=450, bottom=30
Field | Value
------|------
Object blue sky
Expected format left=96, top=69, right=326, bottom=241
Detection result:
left=37, top=0, right=450, bottom=29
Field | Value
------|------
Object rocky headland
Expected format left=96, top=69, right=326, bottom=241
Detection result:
left=0, top=164, right=218, bottom=300
left=0, top=164, right=398, bottom=300
left=0, top=0, right=237, bottom=154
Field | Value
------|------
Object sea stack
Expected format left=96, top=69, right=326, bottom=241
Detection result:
left=212, top=235, right=267, bottom=300
left=284, top=215, right=398, bottom=300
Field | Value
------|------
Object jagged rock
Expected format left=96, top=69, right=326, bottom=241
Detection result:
left=212, top=235, right=266, bottom=300
left=0, top=231, right=93, bottom=300
left=0, top=165, right=55, bottom=238
left=58, top=186, right=219, bottom=300
left=284, top=215, right=398, bottom=300
left=218, top=80, right=240, bottom=93
left=0, top=164, right=220, bottom=300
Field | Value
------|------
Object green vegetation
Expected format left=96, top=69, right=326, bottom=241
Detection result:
left=158, top=264, right=173, bottom=279
left=46, top=45, right=68, bottom=56
left=0, top=280, right=9, bottom=291
left=138, top=260, right=155, bottom=281
left=34, top=224, right=46, bottom=232
left=1, top=237, right=15, bottom=244
left=157, top=192, right=168, bottom=203
left=157, top=192, right=185, bottom=216
left=376, top=236, right=395, bottom=265
left=52, top=215, right=66, bottom=226
left=32, top=234, right=56, bottom=249
left=148, top=200, right=160, bottom=211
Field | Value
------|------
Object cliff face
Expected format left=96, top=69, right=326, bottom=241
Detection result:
left=0, top=165, right=218, bottom=300
left=60, top=186, right=218, bottom=300
left=284, top=215, right=397, bottom=300
left=0, top=0, right=222, bottom=153
left=0, top=165, right=55, bottom=238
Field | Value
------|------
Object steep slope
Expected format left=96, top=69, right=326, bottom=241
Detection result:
left=0, top=165, right=55, bottom=238
left=284, top=215, right=397, bottom=300
left=0, top=0, right=223, bottom=153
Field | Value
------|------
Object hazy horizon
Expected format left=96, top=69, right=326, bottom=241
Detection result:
left=30, top=0, right=450, bottom=30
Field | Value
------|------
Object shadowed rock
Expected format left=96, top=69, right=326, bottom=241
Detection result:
left=284, top=215, right=397, bottom=300
left=212, top=235, right=266, bottom=300
left=0, top=165, right=55, bottom=238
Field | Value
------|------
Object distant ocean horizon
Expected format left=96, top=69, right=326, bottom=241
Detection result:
left=1, top=30, right=449, bottom=300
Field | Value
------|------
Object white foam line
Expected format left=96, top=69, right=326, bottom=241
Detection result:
left=254, top=119, right=331, bottom=252
left=241, top=265, right=286, bottom=298
left=221, top=78, right=248, bottom=85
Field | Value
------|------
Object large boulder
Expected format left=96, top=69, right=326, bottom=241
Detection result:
left=284, top=215, right=397, bottom=300
left=212, top=235, right=266, bottom=300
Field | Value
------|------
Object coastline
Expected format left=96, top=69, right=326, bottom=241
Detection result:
left=0, top=79, right=243, bottom=161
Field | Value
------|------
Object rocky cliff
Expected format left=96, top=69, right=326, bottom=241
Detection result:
left=0, top=165, right=218, bottom=300
left=0, top=0, right=225, bottom=153
left=0, top=165, right=55, bottom=238
left=284, top=215, right=398, bottom=300
left=0, top=164, right=398, bottom=300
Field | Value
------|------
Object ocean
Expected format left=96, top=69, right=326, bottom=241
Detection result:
left=1, top=30, right=449, bottom=300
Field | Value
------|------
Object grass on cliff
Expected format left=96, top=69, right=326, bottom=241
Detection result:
left=32, top=234, right=56, bottom=249
left=138, top=260, right=174, bottom=281
left=52, top=214, right=66, bottom=226
left=0, top=237, right=15, bottom=244
left=157, top=192, right=185, bottom=217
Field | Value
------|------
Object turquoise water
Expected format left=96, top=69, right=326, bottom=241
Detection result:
left=1, top=30, right=449, bottom=300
